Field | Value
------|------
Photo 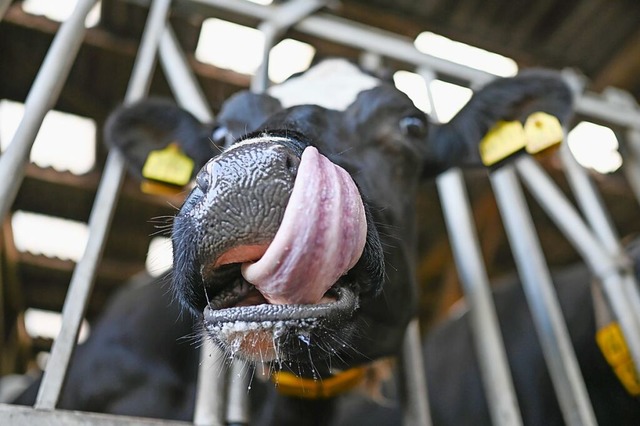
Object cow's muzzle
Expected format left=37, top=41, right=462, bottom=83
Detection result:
left=174, top=132, right=379, bottom=362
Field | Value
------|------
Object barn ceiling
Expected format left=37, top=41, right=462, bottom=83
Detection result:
left=338, top=0, right=640, bottom=97
left=1, top=0, right=640, bottom=361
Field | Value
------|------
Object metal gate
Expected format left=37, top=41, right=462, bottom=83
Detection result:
left=1, top=1, right=640, bottom=425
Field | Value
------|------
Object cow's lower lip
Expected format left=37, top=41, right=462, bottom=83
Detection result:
left=203, top=285, right=357, bottom=325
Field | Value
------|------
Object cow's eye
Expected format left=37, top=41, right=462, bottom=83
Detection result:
left=399, top=116, right=427, bottom=138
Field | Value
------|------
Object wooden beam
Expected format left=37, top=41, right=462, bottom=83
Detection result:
left=592, top=27, right=640, bottom=95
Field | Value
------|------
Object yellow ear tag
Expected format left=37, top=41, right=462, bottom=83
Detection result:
left=525, top=112, right=564, bottom=154
left=141, top=143, right=194, bottom=187
left=479, top=120, right=527, bottom=166
left=596, top=322, right=640, bottom=396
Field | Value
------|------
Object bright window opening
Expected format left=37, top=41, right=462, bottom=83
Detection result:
left=393, top=71, right=432, bottom=114
left=22, top=0, right=101, bottom=27
left=269, top=39, right=315, bottom=84
left=0, top=100, right=96, bottom=175
left=196, top=19, right=265, bottom=75
left=393, top=71, right=472, bottom=122
left=568, top=121, right=622, bottom=174
left=11, top=211, right=89, bottom=262
left=24, top=308, right=90, bottom=343
left=146, top=236, right=173, bottom=277
left=415, top=31, right=518, bottom=78
left=195, top=19, right=315, bottom=83
left=429, top=80, right=473, bottom=123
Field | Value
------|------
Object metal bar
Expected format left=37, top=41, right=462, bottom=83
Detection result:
left=179, top=0, right=640, bottom=130
left=225, top=360, right=251, bottom=426
left=515, top=156, right=640, bottom=370
left=0, top=403, right=191, bottom=426
left=560, top=143, right=622, bottom=255
left=34, top=0, right=172, bottom=409
left=158, top=22, right=230, bottom=426
left=194, top=340, right=227, bottom=426
left=159, top=24, right=214, bottom=123
left=0, top=0, right=98, bottom=223
left=399, top=319, right=432, bottom=426
left=490, top=165, right=597, bottom=426
left=189, top=0, right=493, bottom=86
left=436, top=169, right=523, bottom=426
left=423, top=65, right=520, bottom=426
left=251, top=0, right=326, bottom=92
left=559, top=142, right=640, bottom=327
left=574, top=92, right=640, bottom=131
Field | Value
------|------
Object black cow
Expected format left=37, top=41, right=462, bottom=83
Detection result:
left=15, top=60, right=615, bottom=425
left=332, top=246, right=640, bottom=426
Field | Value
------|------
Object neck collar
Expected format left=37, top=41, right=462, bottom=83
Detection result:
left=271, top=366, right=366, bottom=399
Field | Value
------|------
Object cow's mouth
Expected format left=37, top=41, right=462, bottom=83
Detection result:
left=200, top=146, right=367, bottom=362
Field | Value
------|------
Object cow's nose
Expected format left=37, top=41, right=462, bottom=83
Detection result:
left=276, top=145, right=301, bottom=179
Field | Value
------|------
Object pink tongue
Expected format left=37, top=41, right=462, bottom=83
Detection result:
left=241, top=146, right=367, bottom=305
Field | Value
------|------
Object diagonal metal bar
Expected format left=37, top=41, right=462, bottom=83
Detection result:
left=559, top=141, right=640, bottom=330
left=251, top=0, right=326, bottom=93
left=491, top=165, right=597, bottom=426
left=436, top=169, right=524, bottom=426
left=0, top=0, right=98, bottom=224
left=422, top=66, right=522, bottom=426
left=34, top=0, right=173, bottom=410
left=515, top=155, right=640, bottom=372
left=158, top=21, right=233, bottom=426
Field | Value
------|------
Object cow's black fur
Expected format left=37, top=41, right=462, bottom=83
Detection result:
left=14, top=249, right=640, bottom=425
left=15, top=64, right=636, bottom=425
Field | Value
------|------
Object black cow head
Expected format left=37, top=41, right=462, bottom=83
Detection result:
left=105, top=60, right=573, bottom=378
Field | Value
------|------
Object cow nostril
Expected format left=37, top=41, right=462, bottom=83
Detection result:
left=196, top=173, right=209, bottom=192
left=196, top=163, right=216, bottom=192
left=285, top=153, right=300, bottom=177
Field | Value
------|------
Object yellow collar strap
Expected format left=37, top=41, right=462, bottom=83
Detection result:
left=271, top=367, right=366, bottom=399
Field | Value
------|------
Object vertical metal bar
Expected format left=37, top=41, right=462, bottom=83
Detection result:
left=158, top=22, right=230, bottom=425
left=490, top=165, right=597, bottom=426
left=400, top=319, right=432, bottom=426
left=225, top=360, right=251, bottom=426
left=515, top=155, right=640, bottom=371
left=0, top=0, right=98, bottom=223
left=422, top=66, right=521, bottom=426
left=194, top=340, right=226, bottom=426
left=34, top=0, right=173, bottom=409
left=436, top=169, right=523, bottom=426
left=251, top=0, right=325, bottom=93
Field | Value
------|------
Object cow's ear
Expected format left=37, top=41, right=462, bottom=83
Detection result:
left=424, top=69, right=574, bottom=174
left=104, top=98, right=216, bottom=182
left=216, top=91, right=283, bottom=141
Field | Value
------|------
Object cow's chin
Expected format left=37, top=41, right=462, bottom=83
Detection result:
left=202, top=282, right=359, bottom=363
